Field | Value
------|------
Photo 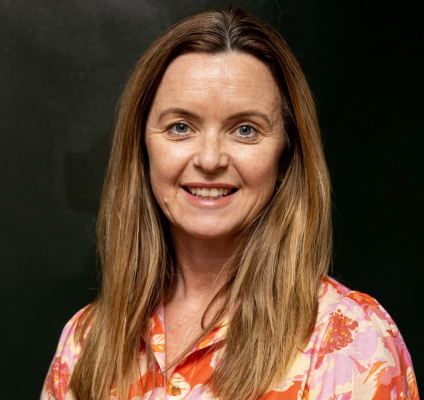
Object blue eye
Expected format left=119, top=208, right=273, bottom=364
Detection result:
left=238, top=125, right=253, bottom=136
left=174, top=123, right=189, bottom=134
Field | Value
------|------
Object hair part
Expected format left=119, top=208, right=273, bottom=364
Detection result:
left=71, top=6, right=332, bottom=400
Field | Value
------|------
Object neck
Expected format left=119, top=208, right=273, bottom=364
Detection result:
left=169, top=226, right=238, bottom=304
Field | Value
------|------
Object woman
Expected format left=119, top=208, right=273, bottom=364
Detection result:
left=41, top=6, right=419, bottom=400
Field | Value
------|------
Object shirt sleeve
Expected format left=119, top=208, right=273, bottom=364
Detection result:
left=40, top=308, right=87, bottom=400
left=306, top=294, right=419, bottom=400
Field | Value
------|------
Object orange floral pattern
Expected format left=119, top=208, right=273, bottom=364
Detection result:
left=315, top=309, right=359, bottom=368
left=40, top=277, right=420, bottom=400
left=44, top=357, right=70, bottom=400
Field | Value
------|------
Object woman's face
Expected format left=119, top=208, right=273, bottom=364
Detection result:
left=145, top=52, right=285, bottom=241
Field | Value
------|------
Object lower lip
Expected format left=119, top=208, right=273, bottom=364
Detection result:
left=182, top=188, right=237, bottom=207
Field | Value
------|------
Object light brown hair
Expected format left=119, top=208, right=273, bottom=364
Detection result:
left=70, top=6, right=332, bottom=400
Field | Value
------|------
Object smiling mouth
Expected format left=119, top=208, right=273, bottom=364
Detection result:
left=183, top=186, right=238, bottom=200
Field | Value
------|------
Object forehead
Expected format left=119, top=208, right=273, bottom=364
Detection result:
left=150, top=52, right=282, bottom=119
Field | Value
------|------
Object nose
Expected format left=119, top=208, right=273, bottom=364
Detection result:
left=192, top=131, right=229, bottom=173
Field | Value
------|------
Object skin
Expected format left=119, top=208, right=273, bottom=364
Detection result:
left=145, top=52, right=285, bottom=378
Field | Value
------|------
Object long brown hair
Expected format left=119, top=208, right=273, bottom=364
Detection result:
left=70, top=6, right=332, bottom=400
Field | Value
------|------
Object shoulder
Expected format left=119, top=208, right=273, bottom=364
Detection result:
left=307, top=276, right=419, bottom=400
left=40, top=305, right=94, bottom=400
left=317, top=275, right=398, bottom=333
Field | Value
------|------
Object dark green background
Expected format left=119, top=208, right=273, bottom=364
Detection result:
left=0, top=1, right=422, bottom=398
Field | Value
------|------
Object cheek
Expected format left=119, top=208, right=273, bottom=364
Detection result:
left=147, top=139, right=189, bottom=187
left=237, top=146, right=281, bottom=189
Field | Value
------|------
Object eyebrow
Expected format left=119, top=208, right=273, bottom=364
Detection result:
left=227, top=111, right=274, bottom=129
left=157, top=108, right=274, bottom=128
left=158, top=108, right=200, bottom=123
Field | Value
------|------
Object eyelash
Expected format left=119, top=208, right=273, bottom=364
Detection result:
left=234, top=125, right=258, bottom=141
left=168, top=123, right=192, bottom=137
left=167, top=123, right=259, bottom=141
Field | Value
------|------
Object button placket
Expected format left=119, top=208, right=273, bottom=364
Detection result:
left=148, top=302, right=231, bottom=398
left=170, top=386, right=181, bottom=396
left=166, top=368, right=192, bottom=398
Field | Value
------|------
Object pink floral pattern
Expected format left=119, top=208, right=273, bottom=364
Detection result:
left=40, top=277, right=419, bottom=400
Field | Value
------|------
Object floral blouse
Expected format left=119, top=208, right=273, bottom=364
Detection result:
left=41, top=276, right=419, bottom=400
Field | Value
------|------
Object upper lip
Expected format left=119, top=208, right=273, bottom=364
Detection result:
left=182, top=182, right=238, bottom=189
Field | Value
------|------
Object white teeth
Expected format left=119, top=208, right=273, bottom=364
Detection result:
left=186, top=187, right=235, bottom=199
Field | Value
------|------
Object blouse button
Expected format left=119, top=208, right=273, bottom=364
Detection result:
left=171, top=386, right=181, bottom=396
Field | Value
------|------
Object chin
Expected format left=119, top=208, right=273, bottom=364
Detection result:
left=185, top=229, right=235, bottom=240
left=174, top=222, right=242, bottom=241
